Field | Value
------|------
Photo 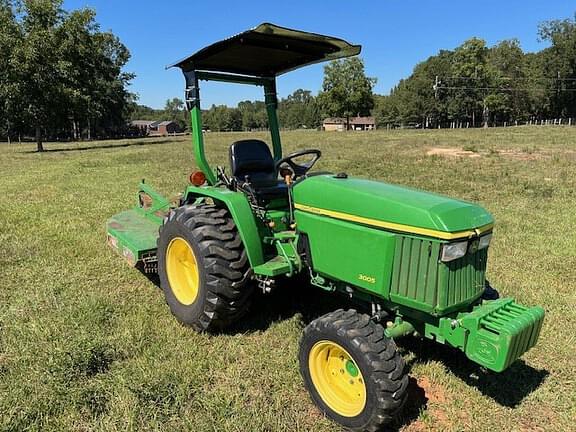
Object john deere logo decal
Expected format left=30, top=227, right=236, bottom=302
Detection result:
left=474, top=340, right=498, bottom=365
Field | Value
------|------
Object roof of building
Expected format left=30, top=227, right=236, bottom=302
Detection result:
left=349, top=116, right=375, bottom=125
left=323, top=117, right=346, bottom=124
left=323, top=116, right=376, bottom=125
left=130, top=120, right=178, bottom=128
left=131, top=120, right=157, bottom=126
left=167, top=23, right=361, bottom=77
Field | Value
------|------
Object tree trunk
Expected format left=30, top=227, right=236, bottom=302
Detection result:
left=36, top=126, right=44, bottom=152
left=87, top=118, right=91, bottom=140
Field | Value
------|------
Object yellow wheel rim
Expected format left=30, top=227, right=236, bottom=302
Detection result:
left=166, top=237, right=200, bottom=305
left=308, top=340, right=367, bottom=417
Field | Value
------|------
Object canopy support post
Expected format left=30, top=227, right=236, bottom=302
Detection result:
left=184, top=71, right=216, bottom=185
left=264, top=79, right=282, bottom=161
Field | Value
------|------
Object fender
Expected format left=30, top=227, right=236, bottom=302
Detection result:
left=184, top=185, right=265, bottom=267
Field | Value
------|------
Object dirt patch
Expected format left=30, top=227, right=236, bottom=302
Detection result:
left=427, top=147, right=481, bottom=158
left=417, top=376, right=447, bottom=404
left=404, top=376, right=472, bottom=432
left=426, top=147, right=552, bottom=161
left=427, top=146, right=548, bottom=161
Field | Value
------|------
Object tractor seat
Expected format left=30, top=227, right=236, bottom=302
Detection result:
left=229, top=139, right=287, bottom=200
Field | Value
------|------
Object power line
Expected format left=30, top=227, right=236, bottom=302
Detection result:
left=439, top=76, right=576, bottom=82
left=435, top=86, right=576, bottom=92
left=433, top=74, right=576, bottom=96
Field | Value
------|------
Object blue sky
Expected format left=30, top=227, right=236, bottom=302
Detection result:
left=64, top=0, right=574, bottom=109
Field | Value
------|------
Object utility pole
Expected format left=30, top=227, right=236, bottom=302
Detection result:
left=433, top=76, right=440, bottom=99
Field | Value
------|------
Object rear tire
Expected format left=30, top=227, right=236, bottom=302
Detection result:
left=157, top=203, right=252, bottom=332
left=299, top=309, right=408, bottom=431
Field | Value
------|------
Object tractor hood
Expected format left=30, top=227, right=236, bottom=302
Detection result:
left=293, top=175, right=493, bottom=239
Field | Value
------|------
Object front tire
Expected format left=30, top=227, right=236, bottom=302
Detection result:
left=299, top=309, right=408, bottom=431
left=157, top=203, right=252, bottom=332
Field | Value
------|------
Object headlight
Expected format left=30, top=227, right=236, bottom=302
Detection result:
left=441, top=240, right=468, bottom=262
left=478, top=233, right=492, bottom=250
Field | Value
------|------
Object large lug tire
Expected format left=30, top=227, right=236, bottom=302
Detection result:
left=157, top=203, right=253, bottom=332
left=299, top=309, right=409, bottom=431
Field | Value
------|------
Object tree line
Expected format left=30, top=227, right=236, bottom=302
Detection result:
left=373, top=15, right=576, bottom=129
left=139, top=88, right=326, bottom=133
left=0, top=0, right=134, bottom=151
left=155, top=58, right=375, bottom=132
left=201, top=88, right=322, bottom=131
left=2, top=2, right=575, bottom=151
left=0, top=0, right=376, bottom=148
left=131, top=57, right=376, bottom=133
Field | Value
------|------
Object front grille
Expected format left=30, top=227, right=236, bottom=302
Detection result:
left=444, top=247, right=488, bottom=309
left=390, top=236, right=487, bottom=315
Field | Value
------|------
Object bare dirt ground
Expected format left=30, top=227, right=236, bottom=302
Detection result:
left=426, top=146, right=548, bottom=160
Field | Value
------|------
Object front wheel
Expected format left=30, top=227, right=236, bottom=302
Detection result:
left=299, top=309, right=408, bottom=431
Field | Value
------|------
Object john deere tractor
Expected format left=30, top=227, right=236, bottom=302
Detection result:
left=107, top=24, right=544, bottom=431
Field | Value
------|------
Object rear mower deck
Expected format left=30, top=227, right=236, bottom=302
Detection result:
left=106, top=209, right=159, bottom=267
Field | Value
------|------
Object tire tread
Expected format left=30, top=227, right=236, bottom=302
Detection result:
left=158, top=203, right=252, bottom=331
left=299, top=309, right=408, bottom=431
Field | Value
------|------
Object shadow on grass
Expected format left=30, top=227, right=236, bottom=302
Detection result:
left=139, top=272, right=426, bottom=429
left=139, top=270, right=546, bottom=422
left=225, top=276, right=348, bottom=334
left=23, top=138, right=175, bottom=153
left=225, top=280, right=548, bottom=411
left=226, top=280, right=426, bottom=430
left=398, top=337, right=548, bottom=408
left=392, top=377, right=427, bottom=431
left=141, top=270, right=348, bottom=332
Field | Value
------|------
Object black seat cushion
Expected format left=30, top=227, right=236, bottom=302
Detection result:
left=229, top=139, right=287, bottom=200
left=230, top=139, right=276, bottom=183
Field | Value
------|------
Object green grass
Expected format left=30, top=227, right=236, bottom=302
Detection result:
left=1, top=127, right=575, bottom=431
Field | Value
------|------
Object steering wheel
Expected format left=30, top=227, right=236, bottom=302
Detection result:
left=275, top=149, right=322, bottom=178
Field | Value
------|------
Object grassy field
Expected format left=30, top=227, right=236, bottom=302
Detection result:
left=1, top=127, right=575, bottom=431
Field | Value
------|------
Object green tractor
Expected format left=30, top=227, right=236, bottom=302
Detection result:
left=107, top=24, right=544, bottom=431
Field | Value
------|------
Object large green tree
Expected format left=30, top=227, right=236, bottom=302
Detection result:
left=318, top=57, right=376, bottom=129
left=237, top=100, right=267, bottom=130
left=373, top=12, right=576, bottom=129
left=0, top=2, right=21, bottom=143
left=448, top=38, right=494, bottom=127
left=203, top=104, right=242, bottom=132
left=1, top=0, right=133, bottom=150
left=164, top=97, right=186, bottom=129
left=538, top=14, right=576, bottom=117
left=279, top=89, right=321, bottom=129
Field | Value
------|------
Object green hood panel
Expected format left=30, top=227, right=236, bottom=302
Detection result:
left=293, top=175, right=493, bottom=234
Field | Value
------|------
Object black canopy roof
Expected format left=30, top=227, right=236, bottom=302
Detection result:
left=167, top=23, right=361, bottom=77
